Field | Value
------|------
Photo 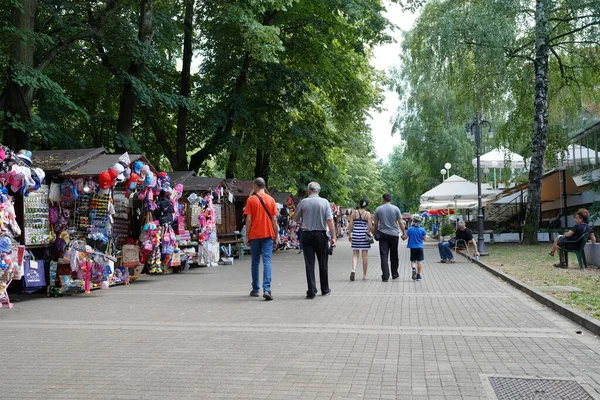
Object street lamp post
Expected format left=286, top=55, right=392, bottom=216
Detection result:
left=466, top=111, right=493, bottom=256
left=440, top=168, right=447, bottom=180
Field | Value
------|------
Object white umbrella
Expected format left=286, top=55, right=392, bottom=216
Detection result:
left=556, top=144, right=599, bottom=167
left=419, top=200, right=479, bottom=211
left=472, top=147, right=525, bottom=169
left=420, top=174, right=503, bottom=202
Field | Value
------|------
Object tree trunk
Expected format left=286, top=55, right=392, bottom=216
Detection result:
left=523, top=0, right=550, bottom=244
left=3, top=0, right=37, bottom=151
left=175, top=0, right=194, bottom=170
left=115, top=0, right=154, bottom=153
left=226, top=148, right=237, bottom=179
left=187, top=11, right=280, bottom=172
left=254, top=148, right=270, bottom=186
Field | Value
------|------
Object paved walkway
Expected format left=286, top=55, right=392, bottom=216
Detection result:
left=1, top=241, right=600, bottom=399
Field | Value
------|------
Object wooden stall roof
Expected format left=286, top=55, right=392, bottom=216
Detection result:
left=31, top=147, right=106, bottom=175
left=169, top=171, right=195, bottom=185
left=180, top=176, right=227, bottom=193
left=228, top=179, right=254, bottom=199
left=61, top=153, right=154, bottom=176
left=271, top=191, right=292, bottom=205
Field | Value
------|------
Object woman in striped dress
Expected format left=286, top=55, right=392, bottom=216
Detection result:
left=348, top=198, right=373, bottom=281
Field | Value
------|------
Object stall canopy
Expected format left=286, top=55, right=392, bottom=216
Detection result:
left=228, top=179, right=254, bottom=199
left=271, top=191, right=292, bottom=206
left=179, top=176, right=226, bottom=193
left=169, top=171, right=195, bottom=186
left=472, top=147, right=525, bottom=169
left=32, top=147, right=106, bottom=176
left=61, top=153, right=153, bottom=176
left=556, top=144, right=600, bottom=167
left=419, top=175, right=503, bottom=210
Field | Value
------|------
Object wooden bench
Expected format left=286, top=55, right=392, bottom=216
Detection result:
left=559, top=232, right=590, bottom=269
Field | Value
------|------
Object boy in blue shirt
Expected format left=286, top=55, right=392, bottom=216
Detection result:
left=407, top=215, right=427, bottom=281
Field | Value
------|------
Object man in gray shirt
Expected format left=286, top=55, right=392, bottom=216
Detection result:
left=294, top=182, right=336, bottom=299
left=373, top=193, right=407, bottom=281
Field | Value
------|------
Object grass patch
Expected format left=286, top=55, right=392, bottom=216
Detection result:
left=483, top=243, right=600, bottom=320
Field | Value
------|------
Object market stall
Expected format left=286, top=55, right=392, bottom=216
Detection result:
left=0, top=147, right=48, bottom=306
left=271, top=191, right=299, bottom=250
left=173, top=176, right=237, bottom=265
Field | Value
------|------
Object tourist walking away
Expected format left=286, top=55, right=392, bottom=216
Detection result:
left=297, top=221, right=303, bottom=254
left=549, top=208, right=596, bottom=268
left=294, top=182, right=336, bottom=299
left=406, top=214, right=427, bottom=281
left=348, top=198, right=373, bottom=281
left=373, top=193, right=407, bottom=281
left=437, top=220, right=479, bottom=263
left=244, top=178, right=278, bottom=301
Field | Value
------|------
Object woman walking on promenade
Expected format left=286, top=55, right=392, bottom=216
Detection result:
left=348, top=198, right=373, bottom=281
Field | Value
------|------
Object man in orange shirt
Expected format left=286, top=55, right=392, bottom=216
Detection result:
left=244, top=178, right=278, bottom=301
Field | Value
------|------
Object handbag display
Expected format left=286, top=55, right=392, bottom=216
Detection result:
left=121, top=244, right=141, bottom=267
left=23, top=252, right=46, bottom=293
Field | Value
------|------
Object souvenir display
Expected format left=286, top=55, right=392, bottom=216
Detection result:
left=112, top=191, right=130, bottom=245
left=24, top=184, right=50, bottom=245
left=0, top=147, right=46, bottom=308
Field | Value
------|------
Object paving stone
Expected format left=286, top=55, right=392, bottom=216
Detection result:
left=1, top=242, right=600, bottom=399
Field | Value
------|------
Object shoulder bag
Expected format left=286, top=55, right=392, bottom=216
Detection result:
left=253, top=194, right=276, bottom=239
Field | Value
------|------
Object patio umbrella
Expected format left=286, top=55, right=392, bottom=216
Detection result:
left=419, top=175, right=503, bottom=211
left=472, top=147, right=525, bottom=169
left=556, top=144, right=599, bottom=167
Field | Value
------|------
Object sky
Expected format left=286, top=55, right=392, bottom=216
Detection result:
left=368, top=2, right=420, bottom=161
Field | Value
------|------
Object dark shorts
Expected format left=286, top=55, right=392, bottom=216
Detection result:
left=410, top=248, right=424, bottom=262
left=557, top=237, right=579, bottom=251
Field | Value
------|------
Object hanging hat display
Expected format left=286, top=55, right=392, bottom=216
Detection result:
left=111, top=163, right=126, bottom=183
left=16, top=149, right=32, bottom=166
left=132, top=161, right=144, bottom=175
left=98, top=171, right=113, bottom=190
left=0, top=237, right=11, bottom=253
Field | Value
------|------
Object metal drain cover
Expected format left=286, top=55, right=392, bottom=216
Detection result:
left=488, top=376, right=595, bottom=400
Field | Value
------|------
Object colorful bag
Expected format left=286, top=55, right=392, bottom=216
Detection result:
left=171, top=252, right=181, bottom=267
left=121, top=245, right=140, bottom=267
left=60, top=180, right=78, bottom=206
left=49, top=206, right=59, bottom=224
left=23, top=258, right=46, bottom=293
left=49, top=182, right=62, bottom=203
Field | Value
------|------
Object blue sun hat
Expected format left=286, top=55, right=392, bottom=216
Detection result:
left=16, top=149, right=32, bottom=166
left=132, top=161, right=144, bottom=175
left=0, top=236, right=12, bottom=253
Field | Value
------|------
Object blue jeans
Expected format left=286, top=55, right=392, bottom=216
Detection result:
left=438, top=241, right=454, bottom=260
left=250, top=238, right=274, bottom=293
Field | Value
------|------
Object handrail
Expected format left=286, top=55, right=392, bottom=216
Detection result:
left=487, top=194, right=526, bottom=221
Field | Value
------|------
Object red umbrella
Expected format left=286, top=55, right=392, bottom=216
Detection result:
left=427, top=209, right=455, bottom=216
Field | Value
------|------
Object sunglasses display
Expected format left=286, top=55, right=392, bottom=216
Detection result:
left=24, top=184, right=50, bottom=245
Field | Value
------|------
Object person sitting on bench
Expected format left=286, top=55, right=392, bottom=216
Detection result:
left=437, top=220, right=480, bottom=263
left=549, top=208, right=596, bottom=267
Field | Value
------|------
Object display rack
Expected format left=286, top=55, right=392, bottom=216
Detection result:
left=24, top=184, right=50, bottom=246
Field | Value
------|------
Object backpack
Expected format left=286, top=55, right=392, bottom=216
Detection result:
left=60, top=180, right=78, bottom=206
